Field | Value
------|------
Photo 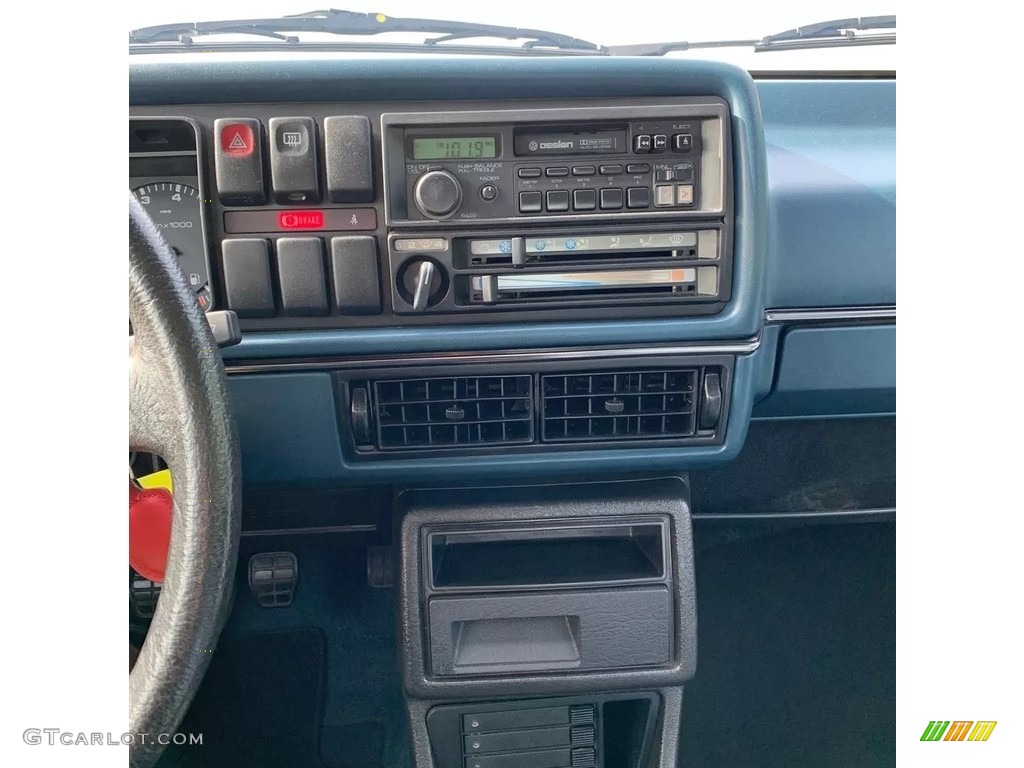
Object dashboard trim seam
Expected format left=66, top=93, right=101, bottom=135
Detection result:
left=223, top=338, right=761, bottom=374
left=764, top=306, right=896, bottom=324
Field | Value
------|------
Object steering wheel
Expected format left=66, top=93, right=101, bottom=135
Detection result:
left=128, top=193, right=242, bottom=767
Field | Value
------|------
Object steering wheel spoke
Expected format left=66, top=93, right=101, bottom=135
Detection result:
left=129, top=337, right=180, bottom=460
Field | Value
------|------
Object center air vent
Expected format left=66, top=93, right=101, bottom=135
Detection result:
left=343, top=359, right=728, bottom=454
left=373, top=376, right=533, bottom=450
left=541, top=369, right=699, bottom=442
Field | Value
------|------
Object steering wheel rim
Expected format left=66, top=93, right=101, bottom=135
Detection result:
left=129, top=193, right=242, bottom=767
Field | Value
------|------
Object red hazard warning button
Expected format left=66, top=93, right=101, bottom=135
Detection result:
left=221, top=122, right=255, bottom=156
left=214, top=118, right=266, bottom=205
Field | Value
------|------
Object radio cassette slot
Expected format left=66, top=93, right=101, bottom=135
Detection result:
left=467, top=268, right=707, bottom=305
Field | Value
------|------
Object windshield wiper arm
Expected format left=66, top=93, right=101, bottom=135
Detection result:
left=129, top=8, right=603, bottom=52
left=607, top=15, right=895, bottom=56
left=758, top=15, right=895, bottom=48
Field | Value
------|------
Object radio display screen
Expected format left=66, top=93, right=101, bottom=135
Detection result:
left=412, top=136, right=497, bottom=160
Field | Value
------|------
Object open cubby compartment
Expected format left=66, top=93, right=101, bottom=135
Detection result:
left=427, top=518, right=668, bottom=592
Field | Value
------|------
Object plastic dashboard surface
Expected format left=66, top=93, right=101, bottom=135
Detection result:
left=129, top=56, right=895, bottom=486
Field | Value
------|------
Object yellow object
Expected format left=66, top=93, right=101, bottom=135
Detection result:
left=137, top=469, right=173, bottom=493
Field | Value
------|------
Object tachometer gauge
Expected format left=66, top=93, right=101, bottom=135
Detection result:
left=132, top=183, right=211, bottom=311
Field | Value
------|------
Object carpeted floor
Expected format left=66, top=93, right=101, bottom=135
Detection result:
left=679, top=521, right=896, bottom=768
left=156, top=521, right=894, bottom=768
left=157, top=540, right=409, bottom=768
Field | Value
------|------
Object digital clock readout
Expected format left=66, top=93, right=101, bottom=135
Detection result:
left=412, top=136, right=497, bottom=160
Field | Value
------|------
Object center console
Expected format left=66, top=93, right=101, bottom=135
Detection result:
left=397, top=478, right=696, bottom=768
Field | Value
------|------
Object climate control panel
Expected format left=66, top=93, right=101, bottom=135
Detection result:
left=387, top=222, right=730, bottom=317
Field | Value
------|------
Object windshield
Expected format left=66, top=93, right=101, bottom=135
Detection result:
left=128, top=0, right=896, bottom=71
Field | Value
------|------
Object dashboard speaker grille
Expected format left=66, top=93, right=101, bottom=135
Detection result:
left=541, top=369, right=698, bottom=442
left=373, top=375, right=533, bottom=449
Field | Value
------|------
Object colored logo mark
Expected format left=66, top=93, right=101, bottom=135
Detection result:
left=920, top=721, right=997, bottom=742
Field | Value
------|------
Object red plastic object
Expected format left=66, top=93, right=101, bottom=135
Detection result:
left=129, top=482, right=173, bottom=583
left=278, top=210, right=325, bottom=230
left=220, top=123, right=255, bottom=156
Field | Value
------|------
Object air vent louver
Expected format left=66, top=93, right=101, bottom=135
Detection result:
left=373, top=375, right=533, bottom=450
left=542, top=369, right=698, bottom=442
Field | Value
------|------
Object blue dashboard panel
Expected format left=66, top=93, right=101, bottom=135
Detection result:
left=228, top=340, right=775, bottom=487
left=130, top=58, right=896, bottom=484
left=130, top=56, right=769, bottom=356
left=229, top=374, right=347, bottom=486
left=753, top=325, right=896, bottom=418
left=757, top=80, right=896, bottom=308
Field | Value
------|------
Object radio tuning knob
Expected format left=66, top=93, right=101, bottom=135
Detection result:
left=413, top=170, right=462, bottom=219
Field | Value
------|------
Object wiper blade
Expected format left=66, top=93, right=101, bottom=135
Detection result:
left=607, top=15, right=895, bottom=56
left=129, top=8, right=603, bottom=52
left=758, top=15, right=895, bottom=48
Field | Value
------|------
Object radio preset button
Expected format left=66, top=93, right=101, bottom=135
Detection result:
left=655, top=185, right=675, bottom=207
left=600, top=188, right=624, bottom=210
left=572, top=165, right=596, bottom=176
left=518, top=167, right=542, bottom=178
left=599, top=164, right=623, bottom=175
left=626, top=163, right=651, bottom=174
left=627, top=187, right=651, bottom=209
left=519, top=190, right=543, bottom=213
left=676, top=184, right=695, bottom=205
left=573, top=188, right=597, bottom=211
left=545, top=166, right=570, bottom=177
left=546, top=189, right=570, bottom=212
left=652, top=134, right=668, bottom=152
left=675, top=163, right=695, bottom=182
left=673, top=133, right=694, bottom=152
left=633, top=135, right=653, bottom=153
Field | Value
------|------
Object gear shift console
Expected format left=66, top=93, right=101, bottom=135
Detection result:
left=396, top=477, right=696, bottom=768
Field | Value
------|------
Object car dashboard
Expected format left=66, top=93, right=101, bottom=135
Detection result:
left=129, top=55, right=894, bottom=489
left=129, top=51, right=895, bottom=768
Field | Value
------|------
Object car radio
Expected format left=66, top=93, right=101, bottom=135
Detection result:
left=382, top=100, right=729, bottom=227
left=380, top=101, right=732, bottom=317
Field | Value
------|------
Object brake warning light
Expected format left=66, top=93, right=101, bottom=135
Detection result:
left=278, top=211, right=325, bottom=230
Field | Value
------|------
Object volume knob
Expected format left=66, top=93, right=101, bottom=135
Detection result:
left=413, top=170, right=462, bottom=219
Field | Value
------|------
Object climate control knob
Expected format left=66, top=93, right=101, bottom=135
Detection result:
left=399, top=258, right=447, bottom=311
left=413, top=170, right=462, bottom=219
